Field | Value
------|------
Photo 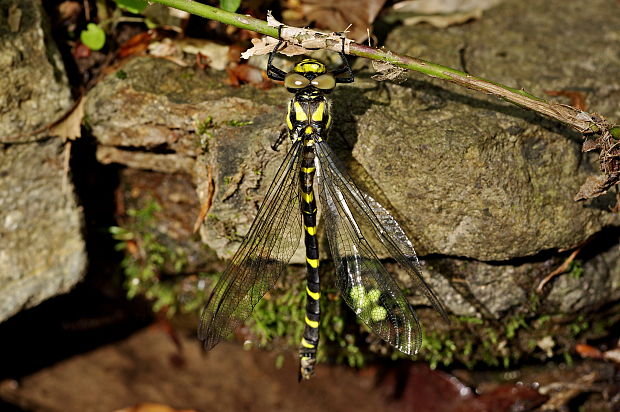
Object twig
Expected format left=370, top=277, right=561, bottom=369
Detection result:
left=536, top=248, right=581, bottom=294
left=193, top=165, right=215, bottom=233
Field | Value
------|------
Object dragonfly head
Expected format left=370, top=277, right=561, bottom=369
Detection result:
left=284, top=58, right=336, bottom=95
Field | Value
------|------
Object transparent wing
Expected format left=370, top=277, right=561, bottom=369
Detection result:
left=315, top=142, right=447, bottom=354
left=199, top=141, right=303, bottom=350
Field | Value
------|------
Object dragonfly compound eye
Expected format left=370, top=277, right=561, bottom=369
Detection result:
left=285, top=73, right=310, bottom=89
left=311, top=74, right=336, bottom=90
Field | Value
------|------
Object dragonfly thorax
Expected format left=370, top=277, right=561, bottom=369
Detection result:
left=287, top=96, right=331, bottom=143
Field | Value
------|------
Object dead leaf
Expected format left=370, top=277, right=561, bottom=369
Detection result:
left=50, top=97, right=85, bottom=140
left=193, top=165, right=215, bottom=233
left=574, top=173, right=619, bottom=201
left=603, top=347, right=620, bottom=364
left=372, top=58, right=408, bottom=82
left=113, top=403, right=196, bottom=412
left=227, top=64, right=272, bottom=89
left=575, top=343, right=603, bottom=359
left=149, top=38, right=231, bottom=70
left=284, top=0, right=387, bottom=42
left=391, top=0, right=503, bottom=27
left=545, top=90, right=588, bottom=110
left=403, top=10, right=483, bottom=27
left=241, top=37, right=308, bottom=59
left=393, top=0, right=502, bottom=14
left=119, top=31, right=155, bottom=58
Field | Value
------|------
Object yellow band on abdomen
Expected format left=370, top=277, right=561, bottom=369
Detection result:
left=305, top=316, right=319, bottom=328
left=306, top=286, right=320, bottom=300
left=306, top=257, right=319, bottom=268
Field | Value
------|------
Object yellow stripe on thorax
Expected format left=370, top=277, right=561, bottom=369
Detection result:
left=294, top=102, right=307, bottom=121
left=286, top=101, right=293, bottom=130
left=301, top=338, right=315, bottom=348
left=301, top=167, right=315, bottom=174
left=311, top=102, right=325, bottom=122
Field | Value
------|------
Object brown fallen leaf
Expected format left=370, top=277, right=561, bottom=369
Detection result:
left=50, top=96, right=86, bottom=141
left=241, top=37, right=308, bottom=59
left=575, top=343, right=603, bottom=359
left=226, top=63, right=272, bottom=89
left=114, top=403, right=196, bottom=412
left=193, top=165, right=215, bottom=233
left=574, top=173, right=619, bottom=201
left=391, top=0, right=502, bottom=27
left=119, top=31, right=156, bottom=58
left=284, top=0, right=387, bottom=42
left=545, top=90, right=588, bottom=110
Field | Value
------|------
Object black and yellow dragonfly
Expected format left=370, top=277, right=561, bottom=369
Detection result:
left=199, top=41, right=447, bottom=380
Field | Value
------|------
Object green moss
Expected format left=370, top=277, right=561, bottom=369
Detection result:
left=228, top=119, right=253, bottom=127
left=457, top=316, right=484, bottom=325
left=196, top=116, right=214, bottom=135
left=505, top=315, right=528, bottom=339
left=248, top=275, right=366, bottom=369
left=569, top=315, right=589, bottom=336
left=110, top=200, right=214, bottom=316
left=568, top=261, right=584, bottom=279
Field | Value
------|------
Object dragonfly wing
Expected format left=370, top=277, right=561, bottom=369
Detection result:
left=315, top=142, right=446, bottom=354
left=199, top=141, right=303, bottom=350
left=316, top=142, right=447, bottom=320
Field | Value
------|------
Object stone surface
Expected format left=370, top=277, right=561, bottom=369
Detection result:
left=0, top=0, right=72, bottom=142
left=0, top=139, right=86, bottom=322
left=84, top=0, right=620, bottom=335
left=0, top=0, right=85, bottom=322
left=350, top=0, right=620, bottom=260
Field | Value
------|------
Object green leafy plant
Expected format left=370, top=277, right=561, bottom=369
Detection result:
left=115, top=0, right=149, bottom=14
left=220, top=0, right=241, bottom=13
left=80, top=23, right=106, bottom=50
left=79, top=0, right=150, bottom=51
left=110, top=200, right=212, bottom=316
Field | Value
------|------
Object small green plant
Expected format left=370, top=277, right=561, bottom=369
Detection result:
left=80, top=23, right=106, bottom=50
left=110, top=200, right=212, bottom=316
left=568, top=261, right=584, bottom=279
left=248, top=275, right=365, bottom=368
left=79, top=0, right=149, bottom=51
left=228, top=119, right=253, bottom=127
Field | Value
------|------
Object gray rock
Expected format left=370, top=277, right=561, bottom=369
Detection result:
left=351, top=0, right=620, bottom=260
left=0, top=0, right=85, bottom=322
left=0, top=0, right=72, bottom=142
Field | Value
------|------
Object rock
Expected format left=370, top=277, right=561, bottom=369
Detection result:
left=84, top=0, right=620, bottom=363
left=0, top=0, right=72, bottom=142
left=0, top=0, right=85, bottom=322
left=352, top=0, right=620, bottom=260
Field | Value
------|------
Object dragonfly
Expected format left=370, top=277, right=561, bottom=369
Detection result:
left=199, top=40, right=448, bottom=380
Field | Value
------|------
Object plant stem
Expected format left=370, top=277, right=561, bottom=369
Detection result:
left=150, top=0, right=279, bottom=38
left=148, top=0, right=610, bottom=137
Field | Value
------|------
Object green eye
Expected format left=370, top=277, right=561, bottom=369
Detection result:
left=310, top=74, right=336, bottom=90
left=284, top=73, right=310, bottom=89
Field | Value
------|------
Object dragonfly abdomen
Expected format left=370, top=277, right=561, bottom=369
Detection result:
left=299, top=142, right=320, bottom=380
